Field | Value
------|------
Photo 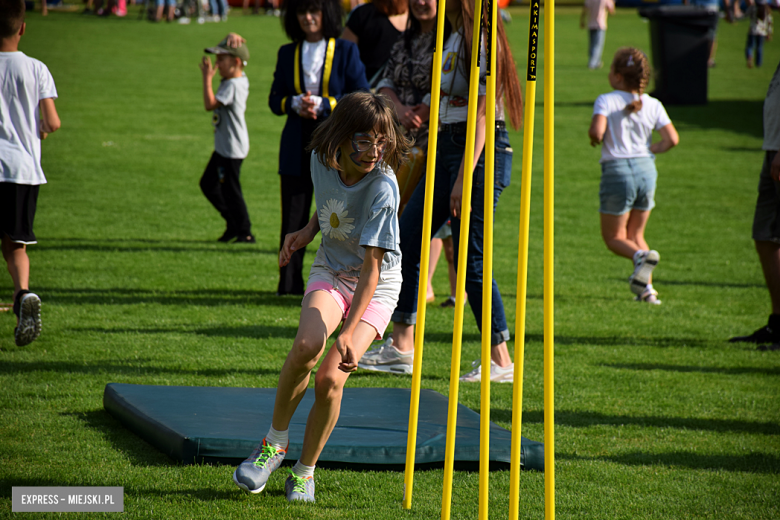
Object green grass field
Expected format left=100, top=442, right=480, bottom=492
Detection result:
left=1, top=5, right=779, bottom=519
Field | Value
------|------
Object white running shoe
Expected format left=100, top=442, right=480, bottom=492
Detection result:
left=358, top=337, right=414, bottom=375
left=629, top=250, right=660, bottom=295
left=635, top=286, right=662, bottom=305
left=459, top=360, right=514, bottom=383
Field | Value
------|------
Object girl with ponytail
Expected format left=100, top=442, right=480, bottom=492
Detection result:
left=588, top=47, right=679, bottom=305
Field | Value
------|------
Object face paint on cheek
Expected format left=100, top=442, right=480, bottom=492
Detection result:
left=349, top=139, right=363, bottom=168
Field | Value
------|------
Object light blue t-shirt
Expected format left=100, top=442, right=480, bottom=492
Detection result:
left=310, top=152, right=401, bottom=276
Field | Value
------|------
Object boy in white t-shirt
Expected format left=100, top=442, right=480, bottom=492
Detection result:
left=0, top=0, right=60, bottom=346
left=588, top=48, right=678, bottom=305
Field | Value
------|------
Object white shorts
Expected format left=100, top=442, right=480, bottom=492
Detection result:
left=304, top=263, right=402, bottom=340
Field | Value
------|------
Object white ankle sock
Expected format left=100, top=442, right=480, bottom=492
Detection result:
left=266, top=426, right=288, bottom=449
left=292, top=460, right=315, bottom=479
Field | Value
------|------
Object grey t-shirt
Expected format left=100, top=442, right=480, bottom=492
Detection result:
left=764, top=62, right=780, bottom=152
left=310, top=152, right=401, bottom=277
left=213, top=74, right=249, bottom=159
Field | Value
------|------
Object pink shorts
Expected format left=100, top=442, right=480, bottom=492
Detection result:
left=304, top=264, right=402, bottom=340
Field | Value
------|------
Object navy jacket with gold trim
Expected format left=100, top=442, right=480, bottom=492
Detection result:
left=269, top=38, right=369, bottom=176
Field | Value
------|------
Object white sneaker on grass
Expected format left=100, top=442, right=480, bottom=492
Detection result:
left=635, top=286, right=662, bottom=305
left=358, top=337, right=414, bottom=374
left=629, top=250, right=660, bottom=295
left=459, top=360, right=514, bottom=383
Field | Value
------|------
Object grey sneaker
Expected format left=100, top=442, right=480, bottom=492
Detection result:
left=629, top=250, right=660, bottom=295
left=358, top=337, right=414, bottom=374
left=459, top=360, right=514, bottom=383
left=285, top=470, right=315, bottom=502
left=233, top=439, right=287, bottom=493
left=14, top=292, right=41, bottom=347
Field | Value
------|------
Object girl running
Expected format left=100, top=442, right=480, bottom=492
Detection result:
left=589, top=47, right=679, bottom=304
left=232, top=92, right=410, bottom=503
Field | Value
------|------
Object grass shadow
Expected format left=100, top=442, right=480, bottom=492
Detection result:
left=559, top=451, right=780, bottom=474
left=525, top=334, right=711, bottom=348
left=68, top=323, right=298, bottom=339
left=0, top=359, right=279, bottom=378
left=489, top=409, right=780, bottom=436
left=35, top=288, right=303, bottom=308
left=665, top=100, right=763, bottom=140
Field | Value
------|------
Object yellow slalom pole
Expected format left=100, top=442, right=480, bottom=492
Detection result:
left=403, top=0, right=448, bottom=509
left=543, top=0, right=555, bottom=517
left=479, top=0, right=498, bottom=517
left=441, top=0, right=484, bottom=517
left=508, top=1, right=539, bottom=518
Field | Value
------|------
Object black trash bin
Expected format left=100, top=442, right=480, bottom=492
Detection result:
left=638, top=5, right=719, bottom=105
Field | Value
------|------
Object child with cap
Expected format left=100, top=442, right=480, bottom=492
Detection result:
left=1, top=0, right=61, bottom=346
left=199, top=37, right=255, bottom=243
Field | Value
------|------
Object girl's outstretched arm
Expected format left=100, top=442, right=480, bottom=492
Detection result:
left=334, top=246, right=385, bottom=373
left=279, top=214, right=321, bottom=267
left=589, top=114, right=607, bottom=147
left=649, top=123, right=680, bottom=154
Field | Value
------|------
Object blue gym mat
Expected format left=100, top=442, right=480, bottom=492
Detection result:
left=103, top=383, right=544, bottom=470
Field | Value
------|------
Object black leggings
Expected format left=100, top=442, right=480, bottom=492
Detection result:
left=200, top=152, right=252, bottom=236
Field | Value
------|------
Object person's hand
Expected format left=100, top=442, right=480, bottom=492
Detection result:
left=299, top=91, right=318, bottom=120
left=334, top=332, right=358, bottom=373
left=279, top=226, right=316, bottom=266
left=40, top=130, right=48, bottom=140
left=200, top=56, right=217, bottom=79
left=226, top=33, right=246, bottom=47
left=771, top=151, right=780, bottom=182
left=450, top=175, right=465, bottom=218
left=411, top=104, right=430, bottom=125
left=397, top=103, right=421, bottom=130
left=590, top=134, right=602, bottom=147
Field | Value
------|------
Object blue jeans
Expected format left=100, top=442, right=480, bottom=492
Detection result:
left=391, top=128, right=513, bottom=346
left=588, top=29, right=606, bottom=69
left=209, top=0, right=227, bottom=16
left=746, top=33, right=765, bottom=67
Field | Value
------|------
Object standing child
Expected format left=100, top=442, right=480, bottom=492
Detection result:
left=1, top=0, right=60, bottom=346
left=581, top=0, right=615, bottom=70
left=199, top=38, right=255, bottom=243
left=232, top=92, right=410, bottom=502
left=746, top=0, right=774, bottom=69
left=589, top=47, right=679, bottom=304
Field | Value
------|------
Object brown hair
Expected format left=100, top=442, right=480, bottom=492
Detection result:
left=308, top=92, right=412, bottom=173
left=612, top=47, right=652, bottom=113
left=374, top=0, right=407, bottom=16
left=455, top=0, right=523, bottom=130
left=0, top=0, right=25, bottom=40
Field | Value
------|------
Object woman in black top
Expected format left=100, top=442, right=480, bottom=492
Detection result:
left=341, top=0, right=408, bottom=84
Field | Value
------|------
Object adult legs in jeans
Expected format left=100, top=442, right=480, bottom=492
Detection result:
left=387, top=132, right=512, bottom=367
left=588, top=29, right=606, bottom=69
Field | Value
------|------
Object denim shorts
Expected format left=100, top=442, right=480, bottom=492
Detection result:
left=599, top=157, right=658, bottom=215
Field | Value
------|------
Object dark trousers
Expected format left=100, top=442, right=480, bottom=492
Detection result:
left=200, top=151, right=252, bottom=237
left=278, top=119, right=318, bottom=295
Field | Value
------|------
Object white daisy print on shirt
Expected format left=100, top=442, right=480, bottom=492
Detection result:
left=319, top=199, right=355, bottom=241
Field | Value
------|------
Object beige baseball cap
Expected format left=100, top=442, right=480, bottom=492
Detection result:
left=205, top=38, right=249, bottom=65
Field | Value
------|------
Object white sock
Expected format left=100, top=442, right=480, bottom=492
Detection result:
left=266, top=426, right=288, bottom=450
left=633, top=250, right=646, bottom=264
left=292, top=460, right=315, bottom=479
left=646, top=284, right=654, bottom=291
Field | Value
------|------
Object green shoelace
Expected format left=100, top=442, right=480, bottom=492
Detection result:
left=252, top=444, right=280, bottom=468
left=287, top=470, right=309, bottom=494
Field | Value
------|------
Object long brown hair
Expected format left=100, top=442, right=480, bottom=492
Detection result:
left=308, top=92, right=412, bottom=173
left=455, top=0, right=523, bottom=130
left=612, top=47, right=652, bottom=113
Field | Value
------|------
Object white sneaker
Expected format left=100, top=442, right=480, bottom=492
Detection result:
left=635, top=286, right=662, bottom=305
left=358, top=337, right=414, bottom=375
left=459, top=360, right=514, bottom=383
left=629, top=250, right=660, bottom=295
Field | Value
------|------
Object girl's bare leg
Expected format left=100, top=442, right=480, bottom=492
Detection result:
left=271, top=291, right=344, bottom=432
left=626, top=209, right=652, bottom=282
left=600, top=212, right=639, bottom=260
left=442, top=236, right=458, bottom=299
left=299, top=320, right=378, bottom=466
left=2, top=236, right=29, bottom=303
